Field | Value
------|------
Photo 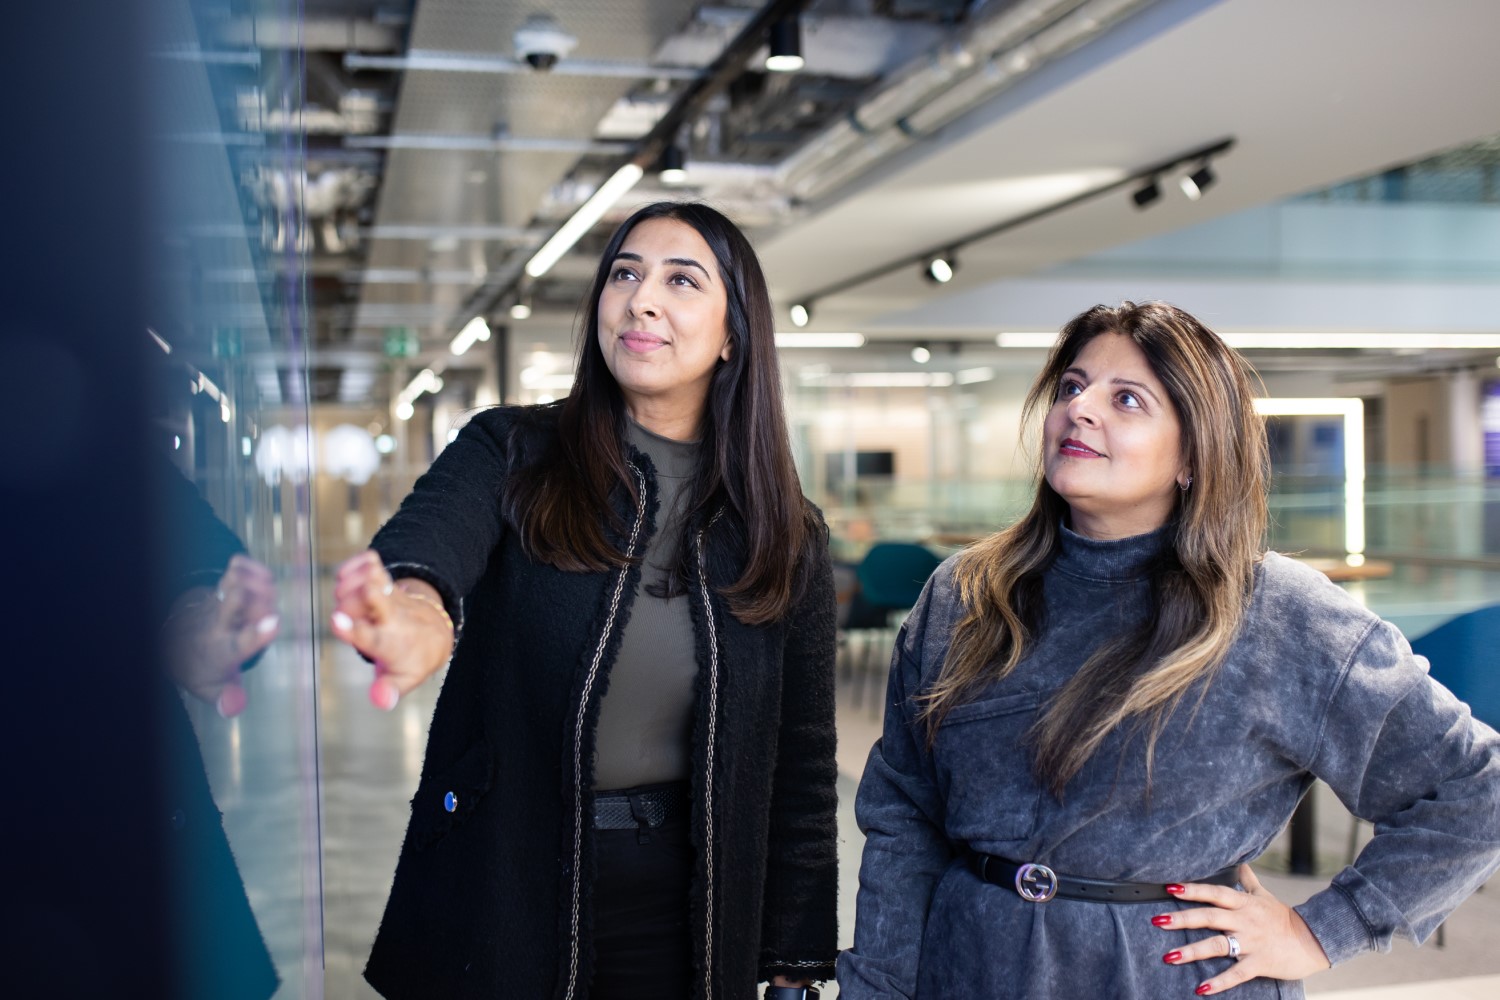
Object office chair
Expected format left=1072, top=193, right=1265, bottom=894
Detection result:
left=1344, top=603, right=1500, bottom=946
left=840, top=542, right=943, bottom=717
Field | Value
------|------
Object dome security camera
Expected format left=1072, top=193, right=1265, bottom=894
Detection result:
left=514, top=13, right=577, bottom=72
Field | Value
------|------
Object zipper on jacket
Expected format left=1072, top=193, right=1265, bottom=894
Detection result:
left=562, top=463, right=649, bottom=1000
left=694, top=508, right=726, bottom=1000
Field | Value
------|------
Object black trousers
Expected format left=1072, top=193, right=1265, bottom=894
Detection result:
left=590, top=811, right=695, bottom=999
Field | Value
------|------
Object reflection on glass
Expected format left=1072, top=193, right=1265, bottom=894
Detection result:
left=155, top=453, right=280, bottom=999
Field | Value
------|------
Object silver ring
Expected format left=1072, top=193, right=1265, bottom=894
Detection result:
left=381, top=582, right=395, bottom=596
left=1225, top=933, right=1241, bottom=960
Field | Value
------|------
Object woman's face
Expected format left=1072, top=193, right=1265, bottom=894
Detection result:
left=1042, top=332, right=1189, bottom=539
left=596, top=217, right=731, bottom=436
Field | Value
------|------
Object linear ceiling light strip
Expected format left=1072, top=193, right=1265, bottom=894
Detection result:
left=525, top=163, right=646, bottom=278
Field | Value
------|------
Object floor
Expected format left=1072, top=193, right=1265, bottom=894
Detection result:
left=194, top=563, right=1500, bottom=999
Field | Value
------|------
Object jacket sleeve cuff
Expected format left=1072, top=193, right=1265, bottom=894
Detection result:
left=381, top=560, right=465, bottom=638
left=1294, top=882, right=1375, bottom=966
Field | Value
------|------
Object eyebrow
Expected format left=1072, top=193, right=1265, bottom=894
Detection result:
left=611, top=251, right=714, bottom=284
left=1062, top=367, right=1164, bottom=407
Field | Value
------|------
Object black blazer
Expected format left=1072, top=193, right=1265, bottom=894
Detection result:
left=363, top=404, right=839, bottom=1000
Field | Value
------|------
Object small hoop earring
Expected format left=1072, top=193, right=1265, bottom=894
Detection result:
left=1179, top=475, right=1193, bottom=492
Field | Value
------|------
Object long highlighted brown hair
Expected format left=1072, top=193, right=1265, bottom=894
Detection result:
left=504, top=202, right=817, bottom=625
left=920, top=302, right=1270, bottom=794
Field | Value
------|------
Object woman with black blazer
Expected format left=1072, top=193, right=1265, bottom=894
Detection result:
left=330, top=202, right=839, bottom=1000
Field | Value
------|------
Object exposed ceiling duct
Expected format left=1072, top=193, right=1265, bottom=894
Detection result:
left=777, top=0, right=1158, bottom=203
left=447, top=0, right=1169, bottom=333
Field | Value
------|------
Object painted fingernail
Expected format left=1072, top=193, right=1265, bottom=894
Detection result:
left=217, top=685, right=247, bottom=719
left=1163, top=951, right=1182, bottom=964
left=256, top=614, right=280, bottom=634
left=1151, top=914, right=1173, bottom=927
left=1196, top=985, right=1213, bottom=996
left=370, top=679, right=399, bottom=711
left=332, top=611, right=353, bottom=631
left=1165, top=884, right=1186, bottom=895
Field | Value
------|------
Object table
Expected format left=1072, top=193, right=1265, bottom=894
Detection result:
left=1291, top=556, right=1394, bottom=582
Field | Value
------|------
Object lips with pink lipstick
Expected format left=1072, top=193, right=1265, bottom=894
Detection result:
left=1059, top=438, right=1104, bottom=458
left=619, top=330, right=668, bottom=353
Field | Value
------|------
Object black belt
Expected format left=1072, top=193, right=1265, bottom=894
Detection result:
left=593, top=782, right=690, bottom=830
left=967, top=850, right=1239, bottom=903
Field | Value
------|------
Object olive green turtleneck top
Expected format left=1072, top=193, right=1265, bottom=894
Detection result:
left=591, top=417, right=701, bottom=790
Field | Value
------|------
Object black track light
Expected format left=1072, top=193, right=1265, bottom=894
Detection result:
left=766, top=16, right=804, bottom=73
left=1131, top=177, right=1161, bottom=209
left=923, top=254, right=956, bottom=284
left=657, top=144, right=686, bottom=184
left=1179, top=163, right=1216, bottom=200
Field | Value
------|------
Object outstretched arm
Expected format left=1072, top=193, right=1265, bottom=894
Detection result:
left=328, top=410, right=519, bottom=708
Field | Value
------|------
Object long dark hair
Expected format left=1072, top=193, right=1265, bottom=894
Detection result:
left=504, top=201, right=817, bottom=625
left=920, top=302, right=1270, bottom=794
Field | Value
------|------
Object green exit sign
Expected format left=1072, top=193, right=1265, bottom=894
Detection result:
left=384, top=327, right=419, bottom=358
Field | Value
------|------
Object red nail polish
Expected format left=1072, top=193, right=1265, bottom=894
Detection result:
left=1165, top=884, right=1186, bottom=895
left=1151, top=915, right=1173, bottom=927
left=1196, top=985, right=1213, bottom=996
left=1163, top=951, right=1182, bottom=964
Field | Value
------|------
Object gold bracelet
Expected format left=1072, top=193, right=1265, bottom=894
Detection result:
left=394, top=585, right=455, bottom=634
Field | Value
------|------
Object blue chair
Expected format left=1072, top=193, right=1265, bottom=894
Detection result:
left=1412, top=604, right=1500, bottom=729
left=840, top=542, right=943, bottom=716
left=1344, top=603, right=1500, bottom=944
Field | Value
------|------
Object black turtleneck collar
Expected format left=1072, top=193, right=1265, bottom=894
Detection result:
left=1052, top=520, right=1174, bottom=584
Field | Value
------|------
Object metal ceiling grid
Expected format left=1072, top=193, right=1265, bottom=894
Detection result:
left=408, top=0, right=712, bottom=59
left=365, top=147, right=507, bottom=228
left=353, top=0, right=709, bottom=340
left=389, top=72, right=627, bottom=139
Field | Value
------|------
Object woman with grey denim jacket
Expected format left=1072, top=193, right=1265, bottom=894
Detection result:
left=839, top=302, right=1500, bottom=999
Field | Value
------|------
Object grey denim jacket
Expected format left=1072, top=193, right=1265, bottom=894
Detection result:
left=839, top=526, right=1500, bottom=999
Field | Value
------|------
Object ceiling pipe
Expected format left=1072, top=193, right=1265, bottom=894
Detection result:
left=344, top=49, right=703, bottom=80
left=610, top=0, right=811, bottom=190
left=362, top=224, right=545, bottom=243
left=778, top=0, right=1159, bottom=204
left=345, top=134, right=632, bottom=154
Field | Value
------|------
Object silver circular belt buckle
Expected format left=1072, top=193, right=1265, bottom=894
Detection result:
left=1014, top=862, right=1058, bottom=902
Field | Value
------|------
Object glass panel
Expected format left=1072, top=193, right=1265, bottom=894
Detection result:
left=149, top=1, right=322, bottom=995
left=785, top=374, right=1500, bottom=639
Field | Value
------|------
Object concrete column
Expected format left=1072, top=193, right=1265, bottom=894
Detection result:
left=1447, top=368, right=1482, bottom=477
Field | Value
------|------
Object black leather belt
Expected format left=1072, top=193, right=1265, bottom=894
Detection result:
left=967, top=850, right=1240, bottom=903
left=593, top=782, right=689, bottom=830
